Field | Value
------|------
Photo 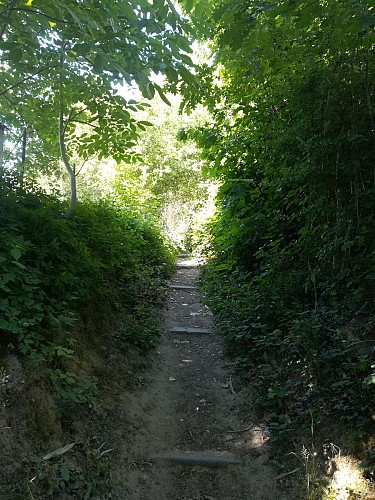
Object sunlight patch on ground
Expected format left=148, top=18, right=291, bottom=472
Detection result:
left=324, top=456, right=371, bottom=500
left=177, top=258, right=198, bottom=267
left=246, top=427, right=268, bottom=449
left=223, top=425, right=268, bottom=451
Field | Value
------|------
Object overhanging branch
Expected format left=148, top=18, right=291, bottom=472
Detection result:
left=0, top=65, right=52, bottom=96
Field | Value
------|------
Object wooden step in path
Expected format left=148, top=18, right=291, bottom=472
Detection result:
left=169, top=326, right=213, bottom=335
left=168, top=284, right=197, bottom=290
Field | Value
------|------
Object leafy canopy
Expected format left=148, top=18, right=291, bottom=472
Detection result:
left=0, top=0, right=198, bottom=188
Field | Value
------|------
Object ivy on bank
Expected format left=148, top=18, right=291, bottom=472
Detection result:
left=0, top=188, right=174, bottom=402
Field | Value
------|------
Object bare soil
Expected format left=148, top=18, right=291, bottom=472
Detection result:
left=108, top=257, right=294, bottom=499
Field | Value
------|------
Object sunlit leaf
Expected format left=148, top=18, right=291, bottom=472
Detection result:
left=154, top=84, right=171, bottom=105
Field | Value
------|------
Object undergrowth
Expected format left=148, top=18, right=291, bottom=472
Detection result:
left=190, top=7, right=375, bottom=484
left=200, top=261, right=375, bottom=443
left=0, top=187, right=175, bottom=405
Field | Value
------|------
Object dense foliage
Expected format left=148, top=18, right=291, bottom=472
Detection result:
left=4, top=0, right=375, bottom=478
left=114, top=96, right=211, bottom=246
left=0, top=188, right=174, bottom=401
left=0, top=0, right=200, bottom=402
left=186, top=1, right=375, bottom=439
left=0, top=4, right=203, bottom=497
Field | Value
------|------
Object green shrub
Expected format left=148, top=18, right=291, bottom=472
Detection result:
left=0, top=188, right=174, bottom=401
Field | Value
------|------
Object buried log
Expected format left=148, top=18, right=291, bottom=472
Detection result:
left=169, top=327, right=213, bottom=335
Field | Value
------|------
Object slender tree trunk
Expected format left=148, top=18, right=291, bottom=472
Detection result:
left=19, top=127, right=26, bottom=189
left=0, top=123, right=5, bottom=181
left=59, top=45, right=77, bottom=217
left=59, top=102, right=77, bottom=217
left=365, top=49, right=375, bottom=188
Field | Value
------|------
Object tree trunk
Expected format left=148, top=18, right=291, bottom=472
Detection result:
left=0, top=123, right=5, bottom=181
left=59, top=102, right=76, bottom=217
left=59, top=45, right=76, bottom=217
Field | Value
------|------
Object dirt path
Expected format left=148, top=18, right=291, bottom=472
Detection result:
left=109, top=257, right=292, bottom=499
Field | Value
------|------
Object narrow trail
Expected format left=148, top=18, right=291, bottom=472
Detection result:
left=110, top=257, right=291, bottom=499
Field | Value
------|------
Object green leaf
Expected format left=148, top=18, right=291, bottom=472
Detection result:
left=360, top=14, right=375, bottom=28
left=60, top=464, right=71, bottom=482
left=65, top=7, right=84, bottom=28
left=9, top=48, right=23, bottom=63
left=154, top=84, right=171, bottom=105
left=178, top=65, right=196, bottom=85
left=165, top=66, right=179, bottom=83
left=93, top=53, right=105, bottom=73
left=11, top=261, right=26, bottom=270
left=10, top=247, right=22, bottom=261
left=193, top=2, right=205, bottom=18
left=185, top=0, right=194, bottom=13
left=138, top=121, right=154, bottom=127
left=74, top=43, right=91, bottom=56
left=363, top=373, right=375, bottom=387
left=177, top=36, right=193, bottom=54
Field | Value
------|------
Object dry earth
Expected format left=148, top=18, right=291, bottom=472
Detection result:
left=108, top=257, right=294, bottom=500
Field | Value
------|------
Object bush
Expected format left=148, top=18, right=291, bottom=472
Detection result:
left=0, top=188, right=175, bottom=400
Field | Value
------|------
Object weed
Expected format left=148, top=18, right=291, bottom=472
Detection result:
left=31, top=442, right=111, bottom=499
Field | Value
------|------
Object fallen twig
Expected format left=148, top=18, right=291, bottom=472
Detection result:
left=227, top=425, right=253, bottom=434
left=228, top=376, right=235, bottom=394
left=42, top=442, right=76, bottom=460
left=345, top=339, right=375, bottom=347
left=27, top=484, right=35, bottom=500
left=275, top=467, right=302, bottom=480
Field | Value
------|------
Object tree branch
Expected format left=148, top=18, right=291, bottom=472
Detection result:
left=75, top=158, right=88, bottom=177
left=0, top=65, right=51, bottom=96
left=4, top=7, right=67, bottom=24
left=70, top=106, right=89, bottom=121
left=2, top=94, right=27, bottom=126
left=72, top=120, right=99, bottom=130
left=63, top=108, right=75, bottom=135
